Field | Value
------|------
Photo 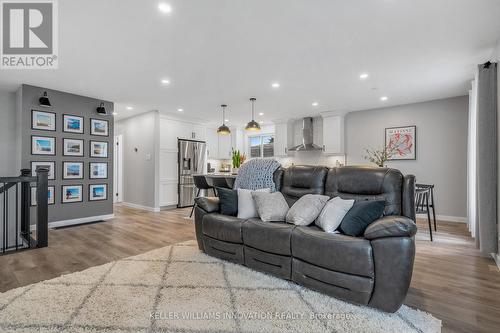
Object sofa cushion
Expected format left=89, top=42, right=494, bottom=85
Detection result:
left=216, top=187, right=238, bottom=216
left=339, top=200, right=385, bottom=237
left=237, top=188, right=270, bottom=219
left=252, top=191, right=289, bottom=222
left=315, top=197, right=355, bottom=233
left=194, top=197, right=220, bottom=213
left=291, top=226, right=374, bottom=278
left=202, top=213, right=245, bottom=243
left=280, top=165, right=328, bottom=206
left=242, top=218, right=295, bottom=255
left=324, top=167, right=403, bottom=216
left=286, top=194, right=330, bottom=226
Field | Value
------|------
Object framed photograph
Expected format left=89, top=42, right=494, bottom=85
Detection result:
left=32, top=136, right=56, bottom=155
left=31, top=161, right=55, bottom=180
left=385, top=126, right=417, bottom=160
left=32, top=110, right=56, bottom=131
left=63, top=115, right=84, bottom=134
left=63, top=138, right=84, bottom=157
left=89, top=162, right=108, bottom=179
left=90, top=141, right=108, bottom=158
left=91, top=118, right=109, bottom=136
left=89, top=184, right=107, bottom=201
left=62, top=185, right=83, bottom=203
left=62, top=162, right=84, bottom=179
left=31, top=186, right=55, bottom=206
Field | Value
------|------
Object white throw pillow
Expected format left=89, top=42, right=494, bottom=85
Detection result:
left=286, top=194, right=330, bottom=226
left=315, top=197, right=355, bottom=233
left=237, top=188, right=271, bottom=219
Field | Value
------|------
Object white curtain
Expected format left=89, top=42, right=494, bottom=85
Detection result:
left=467, top=75, right=478, bottom=238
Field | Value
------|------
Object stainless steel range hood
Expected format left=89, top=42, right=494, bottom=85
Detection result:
left=289, top=117, right=323, bottom=151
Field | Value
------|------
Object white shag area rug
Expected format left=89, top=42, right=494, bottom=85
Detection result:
left=0, top=240, right=441, bottom=333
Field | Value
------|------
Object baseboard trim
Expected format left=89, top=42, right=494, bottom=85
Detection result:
left=493, top=254, right=500, bottom=270
left=416, top=214, right=467, bottom=223
left=121, top=202, right=160, bottom=212
left=31, top=214, right=115, bottom=230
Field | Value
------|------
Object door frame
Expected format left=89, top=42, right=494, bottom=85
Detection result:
left=113, top=134, right=123, bottom=203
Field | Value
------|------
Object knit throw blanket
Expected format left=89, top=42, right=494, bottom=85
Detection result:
left=233, top=158, right=281, bottom=192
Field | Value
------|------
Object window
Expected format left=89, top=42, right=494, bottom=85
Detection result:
left=249, top=135, right=274, bottom=158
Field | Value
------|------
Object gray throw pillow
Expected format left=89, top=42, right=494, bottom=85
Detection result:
left=286, top=194, right=330, bottom=225
left=252, top=191, right=289, bottom=222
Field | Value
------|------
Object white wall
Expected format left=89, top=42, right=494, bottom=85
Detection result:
left=0, top=91, right=18, bottom=176
left=345, top=96, right=468, bottom=220
left=115, top=111, right=158, bottom=209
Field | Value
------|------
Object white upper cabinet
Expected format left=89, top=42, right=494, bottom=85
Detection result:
left=206, top=127, right=219, bottom=159
left=321, top=114, right=345, bottom=154
left=218, top=134, right=232, bottom=159
left=274, top=121, right=292, bottom=156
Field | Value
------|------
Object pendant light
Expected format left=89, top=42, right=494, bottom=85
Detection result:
left=217, top=104, right=231, bottom=135
left=245, top=97, right=261, bottom=131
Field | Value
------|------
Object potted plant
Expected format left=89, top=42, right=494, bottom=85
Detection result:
left=363, top=145, right=397, bottom=167
left=231, top=150, right=246, bottom=174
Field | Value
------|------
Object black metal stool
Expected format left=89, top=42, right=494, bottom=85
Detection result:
left=190, top=175, right=216, bottom=218
left=415, top=184, right=437, bottom=241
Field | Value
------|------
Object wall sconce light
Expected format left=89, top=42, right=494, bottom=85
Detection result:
left=39, top=92, right=51, bottom=107
left=96, top=102, right=107, bottom=115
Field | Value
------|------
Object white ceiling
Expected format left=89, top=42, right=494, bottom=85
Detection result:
left=1, top=0, right=499, bottom=125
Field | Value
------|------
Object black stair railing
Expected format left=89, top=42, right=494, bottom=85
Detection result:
left=0, top=168, right=49, bottom=253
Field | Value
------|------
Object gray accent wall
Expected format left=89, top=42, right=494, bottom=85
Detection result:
left=19, top=84, right=114, bottom=223
left=0, top=91, right=18, bottom=176
left=345, top=96, right=468, bottom=219
left=115, top=111, right=158, bottom=209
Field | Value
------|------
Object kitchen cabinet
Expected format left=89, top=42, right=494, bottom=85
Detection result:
left=321, top=114, right=344, bottom=154
left=218, top=134, right=232, bottom=159
left=274, top=121, right=293, bottom=156
left=206, top=128, right=219, bottom=159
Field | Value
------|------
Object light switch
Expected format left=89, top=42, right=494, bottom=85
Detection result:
left=145, top=153, right=151, bottom=161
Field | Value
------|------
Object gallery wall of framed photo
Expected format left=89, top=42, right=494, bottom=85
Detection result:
left=20, top=84, right=114, bottom=224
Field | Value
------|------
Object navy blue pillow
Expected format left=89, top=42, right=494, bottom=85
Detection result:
left=339, top=200, right=385, bottom=237
left=216, top=187, right=238, bottom=216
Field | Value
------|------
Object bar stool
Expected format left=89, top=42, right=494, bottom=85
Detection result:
left=190, top=175, right=216, bottom=218
left=211, top=177, right=233, bottom=195
left=415, top=184, right=436, bottom=241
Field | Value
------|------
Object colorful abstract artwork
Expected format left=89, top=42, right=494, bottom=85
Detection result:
left=385, top=126, right=416, bottom=160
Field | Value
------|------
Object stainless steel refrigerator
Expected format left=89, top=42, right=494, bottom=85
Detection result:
left=178, top=139, right=207, bottom=208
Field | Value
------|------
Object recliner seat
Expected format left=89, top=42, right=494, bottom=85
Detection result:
left=194, top=165, right=417, bottom=313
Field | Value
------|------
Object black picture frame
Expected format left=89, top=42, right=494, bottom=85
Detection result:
left=88, top=184, right=108, bottom=201
left=90, top=140, right=108, bottom=158
left=31, top=110, right=56, bottom=132
left=61, top=185, right=84, bottom=204
left=62, top=161, right=84, bottom=180
left=31, top=186, right=55, bottom=206
left=63, top=138, right=85, bottom=157
left=30, top=161, right=56, bottom=180
left=384, top=125, right=417, bottom=161
left=90, top=118, right=109, bottom=137
left=63, top=114, right=84, bottom=134
left=31, top=135, right=56, bottom=156
left=89, top=162, right=108, bottom=179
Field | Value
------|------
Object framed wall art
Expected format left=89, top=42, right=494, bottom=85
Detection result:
left=31, top=186, right=55, bottom=206
left=31, top=161, right=55, bottom=180
left=63, top=115, right=84, bottom=134
left=63, top=138, right=84, bottom=157
left=385, top=126, right=417, bottom=160
left=32, top=136, right=56, bottom=155
left=62, top=162, right=84, bottom=179
left=32, top=110, right=56, bottom=131
left=62, top=185, right=83, bottom=203
left=89, top=184, right=107, bottom=201
left=90, top=141, right=108, bottom=158
left=90, top=118, right=109, bottom=136
left=89, top=162, right=108, bottom=179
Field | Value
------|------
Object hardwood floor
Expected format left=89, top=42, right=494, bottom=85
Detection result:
left=0, top=204, right=499, bottom=332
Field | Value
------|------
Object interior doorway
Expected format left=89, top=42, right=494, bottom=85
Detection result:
left=113, top=134, right=123, bottom=203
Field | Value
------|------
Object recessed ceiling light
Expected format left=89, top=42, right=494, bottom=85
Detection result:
left=258, top=112, right=264, bottom=116
left=312, top=102, right=319, bottom=107
left=271, top=82, right=280, bottom=88
left=380, top=96, right=388, bottom=101
left=177, top=108, right=183, bottom=112
left=112, top=112, right=118, bottom=116
left=161, top=79, right=170, bottom=84
left=359, top=73, right=369, bottom=80
left=158, top=3, right=172, bottom=13
left=126, top=106, right=133, bottom=110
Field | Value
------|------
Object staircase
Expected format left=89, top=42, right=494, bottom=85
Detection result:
left=0, top=168, right=49, bottom=254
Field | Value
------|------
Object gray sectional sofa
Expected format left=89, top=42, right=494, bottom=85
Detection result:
left=194, top=165, right=417, bottom=313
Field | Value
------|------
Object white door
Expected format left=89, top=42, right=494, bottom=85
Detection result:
left=113, top=135, right=123, bottom=203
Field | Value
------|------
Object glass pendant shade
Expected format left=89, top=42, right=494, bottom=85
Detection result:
left=245, top=97, right=261, bottom=131
left=217, top=104, right=231, bottom=135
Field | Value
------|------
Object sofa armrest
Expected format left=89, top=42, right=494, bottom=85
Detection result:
left=194, top=197, right=220, bottom=213
left=364, top=216, right=417, bottom=240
